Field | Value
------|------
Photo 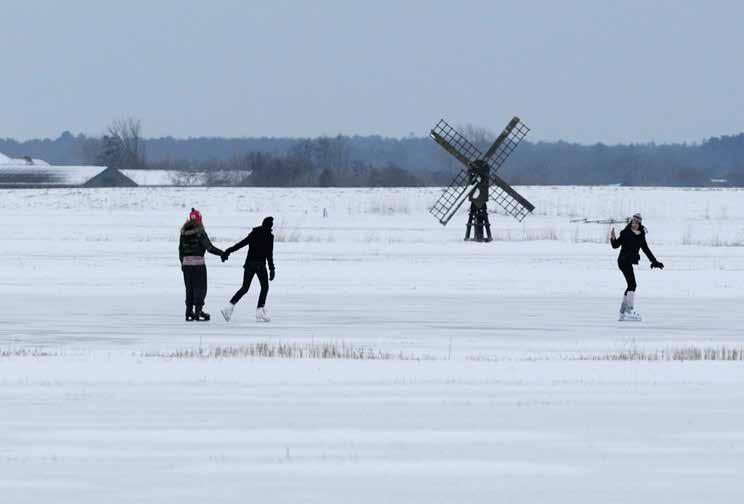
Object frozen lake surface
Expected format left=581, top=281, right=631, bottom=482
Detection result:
left=1, top=186, right=743, bottom=503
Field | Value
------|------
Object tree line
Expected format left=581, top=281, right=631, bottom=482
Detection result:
left=2, top=120, right=744, bottom=187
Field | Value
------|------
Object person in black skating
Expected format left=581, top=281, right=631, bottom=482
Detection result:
left=610, top=213, right=664, bottom=321
left=179, top=208, right=224, bottom=321
left=220, top=216, right=276, bottom=323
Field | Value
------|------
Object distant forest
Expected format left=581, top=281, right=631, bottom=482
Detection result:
left=2, top=126, right=744, bottom=187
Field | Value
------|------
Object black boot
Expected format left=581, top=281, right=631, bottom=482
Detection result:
left=195, top=307, right=210, bottom=321
left=185, top=305, right=195, bottom=321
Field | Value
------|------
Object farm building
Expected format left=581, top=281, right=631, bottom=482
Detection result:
left=0, top=152, right=137, bottom=188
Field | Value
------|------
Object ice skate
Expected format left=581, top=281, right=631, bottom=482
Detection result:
left=618, top=292, right=641, bottom=321
left=220, top=303, right=234, bottom=322
left=621, top=309, right=642, bottom=322
left=619, top=310, right=642, bottom=322
left=195, top=308, right=211, bottom=321
left=256, top=307, right=271, bottom=322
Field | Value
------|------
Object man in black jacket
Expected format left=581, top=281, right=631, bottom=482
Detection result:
left=179, top=208, right=224, bottom=321
left=220, top=216, right=276, bottom=322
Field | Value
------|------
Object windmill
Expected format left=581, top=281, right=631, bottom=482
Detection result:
left=429, top=116, right=534, bottom=241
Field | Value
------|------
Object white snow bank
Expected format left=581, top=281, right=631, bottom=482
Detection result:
left=1, top=356, right=743, bottom=504
left=120, top=170, right=252, bottom=186
left=120, top=169, right=204, bottom=186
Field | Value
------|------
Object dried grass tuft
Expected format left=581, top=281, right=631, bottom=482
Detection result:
left=144, top=341, right=430, bottom=361
left=0, top=348, right=58, bottom=358
left=581, top=346, right=744, bottom=361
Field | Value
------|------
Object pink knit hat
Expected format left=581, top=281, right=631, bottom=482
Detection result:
left=189, top=208, right=202, bottom=223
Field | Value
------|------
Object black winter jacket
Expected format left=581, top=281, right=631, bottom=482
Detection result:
left=611, top=225, right=657, bottom=265
left=226, top=226, right=275, bottom=271
left=179, top=220, right=223, bottom=263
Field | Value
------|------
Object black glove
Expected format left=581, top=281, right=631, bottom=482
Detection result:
left=221, top=251, right=230, bottom=263
left=651, top=261, right=664, bottom=270
left=269, top=269, right=275, bottom=281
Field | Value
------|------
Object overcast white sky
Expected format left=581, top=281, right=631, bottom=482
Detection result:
left=2, top=0, right=742, bottom=143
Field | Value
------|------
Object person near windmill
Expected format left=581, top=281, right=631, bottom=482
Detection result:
left=610, top=213, right=664, bottom=321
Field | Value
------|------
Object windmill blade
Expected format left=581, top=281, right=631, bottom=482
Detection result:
left=488, top=173, right=534, bottom=222
left=428, top=119, right=484, bottom=225
left=430, top=119, right=483, bottom=168
left=482, top=117, right=530, bottom=172
left=429, top=167, right=478, bottom=225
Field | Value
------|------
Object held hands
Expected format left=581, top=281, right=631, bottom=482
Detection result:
left=221, top=251, right=230, bottom=263
left=269, top=269, right=276, bottom=281
left=651, top=261, right=664, bottom=270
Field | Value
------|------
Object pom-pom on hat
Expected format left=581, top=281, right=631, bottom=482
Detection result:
left=189, top=208, right=203, bottom=223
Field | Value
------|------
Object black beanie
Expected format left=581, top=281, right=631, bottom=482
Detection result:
left=262, top=216, right=274, bottom=229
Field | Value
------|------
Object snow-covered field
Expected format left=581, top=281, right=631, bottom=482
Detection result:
left=1, top=186, right=743, bottom=503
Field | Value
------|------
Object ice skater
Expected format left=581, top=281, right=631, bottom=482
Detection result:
left=179, top=208, right=225, bottom=321
left=220, top=216, right=276, bottom=323
left=610, top=213, right=664, bottom=321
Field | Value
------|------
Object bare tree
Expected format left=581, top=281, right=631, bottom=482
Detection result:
left=459, top=124, right=495, bottom=152
left=98, top=118, right=147, bottom=169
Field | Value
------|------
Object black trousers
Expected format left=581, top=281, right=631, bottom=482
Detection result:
left=618, top=261, right=637, bottom=294
left=182, top=265, right=208, bottom=309
left=230, top=262, right=269, bottom=308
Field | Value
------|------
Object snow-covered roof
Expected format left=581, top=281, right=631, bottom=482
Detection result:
left=0, top=165, right=109, bottom=186
left=0, top=151, right=50, bottom=166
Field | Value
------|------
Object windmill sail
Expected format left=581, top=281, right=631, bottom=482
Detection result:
left=489, top=174, right=534, bottom=221
left=482, top=117, right=533, bottom=220
left=430, top=119, right=483, bottom=166
left=482, top=117, right=529, bottom=163
left=429, top=168, right=479, bottom=225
